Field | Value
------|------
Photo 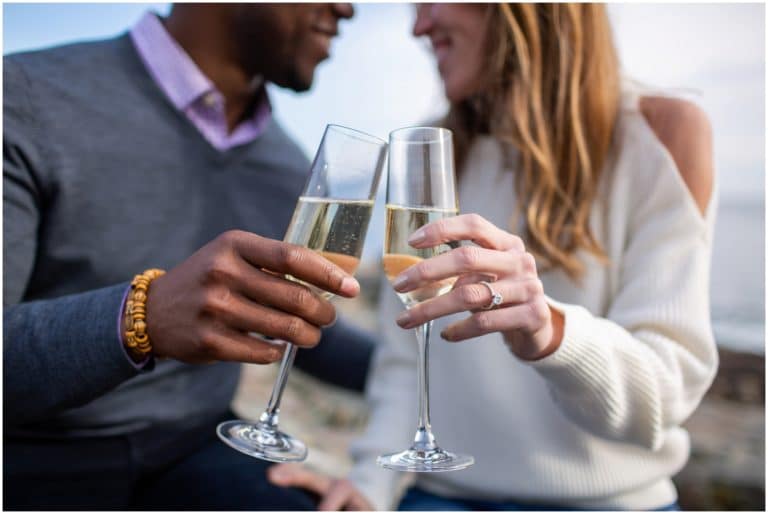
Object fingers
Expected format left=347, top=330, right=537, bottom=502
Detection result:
left=452, top=273, right=498, bottom=289
left=268, top=464, right=332, bottom=495
left=409, top=213, right=524, bottom=251
left=393, top=246, right=536, bottom=294
left=226, top=230, right=360, bottom=298
left=440, top=296, right=551, bottom=342
left=347, top=491, right=374, bottom=511
left=319, top=480, right=371, bottom=511
left=268, top=467, right=373, bottom=511
left=201, top=291, right=323, bottom=348
left=396, top=277, right=544, bottom=329
left=234, top=259, right=337, bottom=328
left=198, top=326, right=286, bottom=364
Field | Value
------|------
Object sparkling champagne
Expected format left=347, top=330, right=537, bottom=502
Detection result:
left=284, top=196, right=373, bottom=298
left=383, top=204, right=459, bottom=306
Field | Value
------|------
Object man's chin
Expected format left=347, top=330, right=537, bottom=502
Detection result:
left=274, top=69, right=315, bottom=93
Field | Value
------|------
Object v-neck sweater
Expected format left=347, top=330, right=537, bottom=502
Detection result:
left=3, top=35, right=311, bottom=451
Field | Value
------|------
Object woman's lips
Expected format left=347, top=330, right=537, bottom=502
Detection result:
left=435, top=45, right=449, bottom=61
left=433, top=39, right=451, bottom=67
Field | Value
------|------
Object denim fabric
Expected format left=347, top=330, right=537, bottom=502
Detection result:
left=130, top=437, right=317, bottom=510
left=398, top=487, right=680, bottom=511
left=4, top=412, right=317, bottom=511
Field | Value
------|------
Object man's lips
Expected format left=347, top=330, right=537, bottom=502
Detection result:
left=310, top=29, right=334, bottom=59
left=312, top=24, right=338, bottom=38
left=312, top=23, right=337, bottom=57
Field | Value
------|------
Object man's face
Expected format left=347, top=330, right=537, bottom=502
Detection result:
left=231, top=3, right=354, bottom=92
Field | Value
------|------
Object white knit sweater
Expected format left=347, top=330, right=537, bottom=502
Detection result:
left=347, top=94, right=719, bottom=510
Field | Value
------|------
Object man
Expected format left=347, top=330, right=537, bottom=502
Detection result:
left=4, top=3, right=373, bottom=510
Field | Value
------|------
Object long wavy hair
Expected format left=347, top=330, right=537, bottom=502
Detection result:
left=446, top=3, right=620, bottom=280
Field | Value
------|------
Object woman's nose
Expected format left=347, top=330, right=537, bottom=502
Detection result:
left=412, top=3, right=434, bottom=36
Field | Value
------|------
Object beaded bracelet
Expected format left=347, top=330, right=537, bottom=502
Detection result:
left=124, top=268, right=166, bottom=357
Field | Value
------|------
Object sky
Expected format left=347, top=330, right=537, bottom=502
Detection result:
left=3, top=2, right=766, bottom=351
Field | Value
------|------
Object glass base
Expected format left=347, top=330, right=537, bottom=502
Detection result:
left=377, top=447, right=474, bottom=472
left=217, top=419, right=307, bottom=463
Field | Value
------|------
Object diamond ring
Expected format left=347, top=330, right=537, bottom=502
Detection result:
left=479, top=281, right=503, bottom=310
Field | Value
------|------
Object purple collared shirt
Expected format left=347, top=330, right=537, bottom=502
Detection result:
left=119, top=12, right=273, bottom=369
left=130, top=11, right=272, bottom=150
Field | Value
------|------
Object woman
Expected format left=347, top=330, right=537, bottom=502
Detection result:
left=269, top=3, right=716, bottom=511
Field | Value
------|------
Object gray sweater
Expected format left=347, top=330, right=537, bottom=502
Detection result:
left=3, top=35, right=372, bottom=451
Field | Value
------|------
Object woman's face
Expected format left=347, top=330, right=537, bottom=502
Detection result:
left=413, top=3, right=489, bottom=103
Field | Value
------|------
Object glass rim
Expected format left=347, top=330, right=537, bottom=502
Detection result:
left=325, top=123, right=387, bottom=147
left=388, top=126, right=453, bottom=144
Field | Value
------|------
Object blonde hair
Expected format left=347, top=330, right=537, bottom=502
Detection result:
left=447, top=3, right=620, bottom=280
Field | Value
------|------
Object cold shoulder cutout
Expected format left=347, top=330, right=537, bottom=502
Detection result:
left=639, top=96, right=714, bottom=216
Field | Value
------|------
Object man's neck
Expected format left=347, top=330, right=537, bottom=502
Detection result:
left=164, top=13, right=261, bottom=132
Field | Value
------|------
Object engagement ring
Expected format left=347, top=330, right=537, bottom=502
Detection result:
left=479, top=281, right=503, bottom=310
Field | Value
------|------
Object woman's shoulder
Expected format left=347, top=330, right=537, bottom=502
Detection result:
left=614, top=92, right=714, bottom=217
left=638, top=97, right=713, bottom=215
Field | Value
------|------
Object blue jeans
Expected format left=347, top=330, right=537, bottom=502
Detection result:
left=4, top=412, right=318, bottom=511
left=398, top=487, right=680, bottom=511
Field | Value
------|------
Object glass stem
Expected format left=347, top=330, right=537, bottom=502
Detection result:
left=413, top=321, right=437, bottom=451
left=259, top=343, right=297, bottom=430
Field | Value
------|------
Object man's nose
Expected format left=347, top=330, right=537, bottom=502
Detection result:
left=332, top=3, right=354, bottom=20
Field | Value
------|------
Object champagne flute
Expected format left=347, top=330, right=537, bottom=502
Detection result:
left=218, top=124, right=387, bottom=463
left=378, top=126, right=474, bottom=472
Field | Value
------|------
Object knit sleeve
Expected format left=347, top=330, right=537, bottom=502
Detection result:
left=346, top=280, right=417, bottom=510
left=3, top=58, right=47, bottom=307
left=3, top=58, right=140, bottom=425
left=528, top=118, right=718, bottom=451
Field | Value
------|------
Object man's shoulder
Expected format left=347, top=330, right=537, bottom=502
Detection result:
left=5, top=35, right=133, bottom=88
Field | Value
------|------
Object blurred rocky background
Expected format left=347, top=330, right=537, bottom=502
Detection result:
left=674, top=348, right=764, bottom=510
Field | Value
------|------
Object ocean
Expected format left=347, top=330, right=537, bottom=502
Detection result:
left=710, top=197, right=765, bottom=354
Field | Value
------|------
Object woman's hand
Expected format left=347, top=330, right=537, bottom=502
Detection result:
left=267, top=464, right=374, bottom=511
left=392, top=214, right=564, bottom=361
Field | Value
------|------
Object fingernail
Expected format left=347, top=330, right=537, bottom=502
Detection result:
left=392, top=273, right=409, bottom=290
left=440, top=329, right=453, bottom=341
left=396, top=311, right=411, bottom=327
left=323, top=312, right=338, bottom=328
left=408, top=229, right=426, bottom=245
left=341, top=276, right=359, bottom=295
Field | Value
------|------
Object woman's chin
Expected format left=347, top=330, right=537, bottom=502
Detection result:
left=442, top=75, right=483, bottom=105
left=444, top=84, right=468, bottom=104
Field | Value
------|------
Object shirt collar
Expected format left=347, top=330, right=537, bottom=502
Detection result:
left=130, top=12, right=214, bottom=110
left=129, top=11, right=270, bottom=118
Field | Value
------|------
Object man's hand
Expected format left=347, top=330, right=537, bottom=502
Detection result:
left=135, top=230, right=359, bottom=365
left=268, top=464, right=374, bottom=511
